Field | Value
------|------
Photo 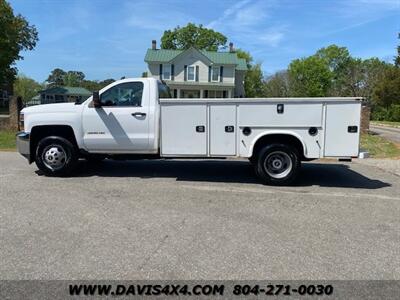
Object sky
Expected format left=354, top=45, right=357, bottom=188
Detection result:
left=9, top=0, right=400, bottom=83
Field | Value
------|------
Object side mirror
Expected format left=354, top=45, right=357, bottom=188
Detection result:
left=92, top=91, right=101, bottom=108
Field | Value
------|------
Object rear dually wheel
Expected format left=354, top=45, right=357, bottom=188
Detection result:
left=254, top=143, right=301, bottom=185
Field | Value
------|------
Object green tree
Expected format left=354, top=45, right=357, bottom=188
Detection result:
left=315, top=45, right=351, bottom=72
left=236, top=49, right=253, bottom=68
left=373, top=66, right=400, bottom=109
left=263, top=71, right=290, bottom=97
left=81, top=78, right=115, bottom=92
left=0, top=0, right=38, bottom=85
left=315, top=45, right=352, bottom=95
left=13, top=74, right=42, bottom=102
left=395, top=33, right=400, bottom=67
left=288, top=56, right=333, bottom=97
left=46, top=68, right=114, bottom=91
left=161, top=23, right=227, bottom=51
left=359, top=58, right=388, bottom=99
left=46, top=68, right=66, bottom=86
left=63, top=71, right=85, bottom=86
left=236, top=49, right=264, bottom=97
left=244, top=63, right=264, bottom=97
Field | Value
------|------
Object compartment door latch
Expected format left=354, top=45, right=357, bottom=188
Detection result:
left=277, top=104, right=284, bottom=114
left=348, top=126, right=358, bottom=133
left=196, top=126, right=205, bottom=133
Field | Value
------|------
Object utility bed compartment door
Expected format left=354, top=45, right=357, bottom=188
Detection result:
left=161, top=104, right=207, bottom=155
left=210, top=105, right=236, bottom=156
left=239, top=103, right=323, bottom=127
left=324, top=103, right=361, bottom=157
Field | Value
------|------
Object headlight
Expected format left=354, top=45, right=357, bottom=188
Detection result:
left=19, top=113, right=24, bottom=130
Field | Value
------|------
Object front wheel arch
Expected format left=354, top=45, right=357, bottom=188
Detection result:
left=29, top=125, right=79, bottom=163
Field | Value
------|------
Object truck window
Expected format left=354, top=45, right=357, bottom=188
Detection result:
left=100, top=82, right=144, bottom=107
left=158, top=82, right=171, bottom=98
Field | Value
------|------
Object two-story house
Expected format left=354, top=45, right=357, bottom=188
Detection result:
left=145, top=40, right=247, bottom=98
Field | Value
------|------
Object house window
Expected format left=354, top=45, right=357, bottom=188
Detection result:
left=163, top=64, right=171, bottom=80
left=212, top=66, right=220, bottom=82
left=187, top=66, right=195, bottom=81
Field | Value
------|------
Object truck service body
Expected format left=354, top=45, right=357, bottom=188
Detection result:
left=17, top=78, right=362, bottom=185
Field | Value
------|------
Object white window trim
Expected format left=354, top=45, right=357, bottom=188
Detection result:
left=163, top=64, right=171, bottom=80
left=211, top=66, right=220, bottom=82
left=187, top=65, right=196, bottom=81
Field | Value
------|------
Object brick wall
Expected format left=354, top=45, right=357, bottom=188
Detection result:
left=360, top=105, right=370, bottom=134
left=0, top=117, right=9, bottom=130
left=0, top=96, right=19, bottom=131
left=8, top=96, right=19, bottom=131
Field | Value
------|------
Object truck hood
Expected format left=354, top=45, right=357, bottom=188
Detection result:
left=22, top=103, right=79, bottom=114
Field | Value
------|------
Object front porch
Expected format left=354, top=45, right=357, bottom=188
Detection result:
left=165, top=81, right=235, bottom=99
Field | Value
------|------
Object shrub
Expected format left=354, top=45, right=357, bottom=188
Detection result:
left=372, top=104, right=400, bottom=121
left=388, top=104, right=400, bottom=121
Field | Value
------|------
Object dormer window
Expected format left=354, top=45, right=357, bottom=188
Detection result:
left=163, top=64, right=171, bottom=80
left=211, top=66, right=220, bottom=82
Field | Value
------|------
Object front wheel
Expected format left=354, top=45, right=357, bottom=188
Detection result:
left=35, top=136, right=78, bottom=176
left=254, top=144, right=300, bottom=185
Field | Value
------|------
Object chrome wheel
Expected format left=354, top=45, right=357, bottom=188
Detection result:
left=263, top=151, right=292, bottom=179
left=42, top=145, right=67, bottom=171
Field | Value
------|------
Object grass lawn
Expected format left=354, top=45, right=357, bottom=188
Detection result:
left=371, top=120, right=400, bottom=128
left=360, top=133, right=400, bottom=158
left=0, top=130, right=16, bottom=150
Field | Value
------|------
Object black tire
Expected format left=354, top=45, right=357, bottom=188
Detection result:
left=35, top=136, right=78, bottom=176
left=253, top=143, right=301, bottom=185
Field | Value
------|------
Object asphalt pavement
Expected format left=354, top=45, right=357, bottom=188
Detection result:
left=370, top=125, right=400, bottom=144
left=0, top=151, right=399, bottom=280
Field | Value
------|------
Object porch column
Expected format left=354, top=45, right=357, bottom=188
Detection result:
left=177, top=88, right=181, bottom=99
left=228, top=89, right=232, bottom=98
left=200, top=89, right=204, bottom=98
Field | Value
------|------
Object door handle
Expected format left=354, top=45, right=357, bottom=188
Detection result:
left=132, top=112, right=146, bottom=117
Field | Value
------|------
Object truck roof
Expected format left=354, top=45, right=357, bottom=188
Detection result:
left=159, top=97, right=363, bottom=104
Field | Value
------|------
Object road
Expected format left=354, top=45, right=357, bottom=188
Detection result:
left=0, top=152, right=399, bottom=280
left=370, top=125, right=400, bottom=144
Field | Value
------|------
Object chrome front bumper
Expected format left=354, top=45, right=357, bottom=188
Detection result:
left=16, top=132, right=30, bottom=160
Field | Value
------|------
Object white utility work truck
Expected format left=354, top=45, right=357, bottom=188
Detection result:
left=17, top=78, right=362, bottom=185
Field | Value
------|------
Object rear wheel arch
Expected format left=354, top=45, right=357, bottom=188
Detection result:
left=30, top=125, right=79, bottom=162
left=250, top=133, right=307, bottom=161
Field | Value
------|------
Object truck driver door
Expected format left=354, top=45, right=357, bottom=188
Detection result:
left=82, top=80, right=150, bottom=152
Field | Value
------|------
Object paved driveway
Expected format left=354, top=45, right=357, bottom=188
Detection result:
left=370, top=125, right=400, bottom=144
left=0, top=152, right=399, bottom=280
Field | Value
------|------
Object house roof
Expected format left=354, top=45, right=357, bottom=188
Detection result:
left=39, top=86, right=92, bottom=96
left=145, top=48, right=248, bottom=71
